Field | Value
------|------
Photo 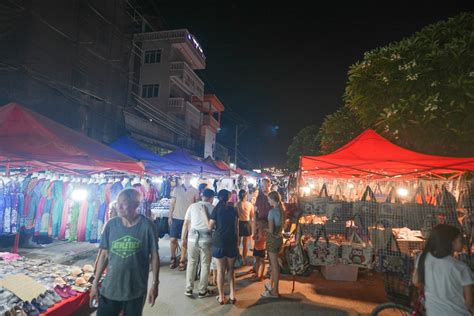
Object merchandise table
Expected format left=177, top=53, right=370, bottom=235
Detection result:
left=44, top=291, right=93, bottom=316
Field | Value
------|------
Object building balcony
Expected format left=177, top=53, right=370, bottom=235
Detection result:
left=134, top=29, right=206, bottom=69
left=170, top=62, right=204, bottom=99
left=168, top=98, right=200, bottom=115
left=203, top=115, right=220, bottom=131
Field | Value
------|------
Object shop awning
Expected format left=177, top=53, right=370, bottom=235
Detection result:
left=164, top=149, right=226, bottom=176
left=300, top=129, right=474, bottom=179
left=0, top=103, right=144, bottom=174
left=110, top=136, right=195, bottom=174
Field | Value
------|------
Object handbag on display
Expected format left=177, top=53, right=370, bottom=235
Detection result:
left=377, top=187, right=404, bottom=227
left=300, top=184, right=332, bottom=215
left=284, top=223, right=309, bottom=275
left=375, top=233, right=413, bottom=279
left=369, top=220, right=393, bottom=251
left=325, top=184, right=352, bottom=221
left=402, top=186, right=435, bottom=230
left=341, top=231, right=374, bottom=268
left=353, top=186, right=378, bottom=232
left=374, top=183, right=389, bottom=203
left=306, top=226, right=339, bottom=266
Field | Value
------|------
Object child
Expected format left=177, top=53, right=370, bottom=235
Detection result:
left=251, top=220, right=267, bottom=281
left=209, top=257, right=217, bottom=286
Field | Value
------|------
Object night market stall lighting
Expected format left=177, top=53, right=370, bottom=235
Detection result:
left=397, top=188, right=409, bottom=197
left=71, top=188, right=88, bottom=201
left=190, top=177, right=199, bottom=188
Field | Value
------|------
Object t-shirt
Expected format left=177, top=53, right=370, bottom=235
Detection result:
left=268, top=207, right=282, bottom=234
left=255, top=191, right=271, bottom=220
left=171, top=185, right=199, bottom=220
left=99, top=215, right=159, bottom=301
left=417, top=253, right=474, bottom=316
left=210, top=205, right=238, bottom=249
left=236, top=201, right=254, bottom=221
left=184, top=201, right=214, bottom=239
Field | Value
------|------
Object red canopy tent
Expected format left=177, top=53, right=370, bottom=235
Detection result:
left=300, top=129, right=474, bottom=180
left=0, top=103, right=144, bottom=174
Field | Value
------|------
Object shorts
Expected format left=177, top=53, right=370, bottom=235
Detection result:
left=212, top=246, right=238, bottom=259
left=239, top=221, right=252, bottom=237
left=169, top=219, right=184, bottom=239
left=266, top=234, right=283, bottom=253
left=253, top=249, right=266, bottom=258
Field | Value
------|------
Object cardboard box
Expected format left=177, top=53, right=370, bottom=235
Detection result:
left=321, top=264, right=358, bottom=281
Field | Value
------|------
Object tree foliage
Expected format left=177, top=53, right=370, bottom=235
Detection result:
left=318, top=107, right=365, bottom=154
left=286, top=125, right=320, bottom=171
left=344, top=12, right=474, bottom=156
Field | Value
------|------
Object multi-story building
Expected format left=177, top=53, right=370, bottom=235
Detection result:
left=127, top=28, right=224, bottom=157
left=0, top=0, right=150, bottom=143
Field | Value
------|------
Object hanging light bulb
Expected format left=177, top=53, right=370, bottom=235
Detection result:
left=72, top=189, right=88, bottom=201
left=397, top=188, right=409, bottom=197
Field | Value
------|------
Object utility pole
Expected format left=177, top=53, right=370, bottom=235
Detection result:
left=234, top=125, right=238, bottom=167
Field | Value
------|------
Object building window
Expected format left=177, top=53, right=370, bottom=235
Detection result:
left=142, top=84, right=159, bottom=98
left=144, top=50, right=161, bottom=64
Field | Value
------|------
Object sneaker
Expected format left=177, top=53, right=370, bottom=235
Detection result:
left=46, top=290, right=62, bottom=303
left=31, top=299, right=48, bottom=313
left=198, top=290, right=211, bottom=298
left=38, top=294, right=54, bottom=307
left=184, top=290, right=193, bottom=297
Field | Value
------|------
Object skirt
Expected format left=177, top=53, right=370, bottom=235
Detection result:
left=239, top=220, right=252, bottom=237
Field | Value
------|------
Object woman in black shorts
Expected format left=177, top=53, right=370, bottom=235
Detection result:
left=236, top=190, right=254, bottom=262
left=202, top=189, right=239, bottom=305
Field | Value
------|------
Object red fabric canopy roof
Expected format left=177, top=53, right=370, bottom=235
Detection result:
left=300, top=129, right=474, bottom=179
left=0, top=103, right=144, bottom=174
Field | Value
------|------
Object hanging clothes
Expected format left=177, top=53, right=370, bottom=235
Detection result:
left=95, top=183, right=108, bottom=242
left=2, top=179, right=10, bottom=234
left=58, top=182, right=73, bottom=240
left=50, top=181, right=65, bottom=237
left=10, top=180, right=19, bottom=234
left=76, top=196, right=89, bottom=242
left=86, top=184, right=99, bottom=242
left=27, top=179, right=44, bottom=231
left=34, top=180, right=50, bottom=235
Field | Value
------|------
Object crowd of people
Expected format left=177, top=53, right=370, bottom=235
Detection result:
left=89, top=175, right=474, bottom=316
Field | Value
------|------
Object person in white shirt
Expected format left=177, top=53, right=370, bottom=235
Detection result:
left=169, top=175, right=200, bottom=271
left=182, top=189, right=215, bottom=298
left=413, top=224, right=474, bottom=316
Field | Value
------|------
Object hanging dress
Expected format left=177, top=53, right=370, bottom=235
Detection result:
left=85, top=184, right=99, bottom=242
left=39, top=181, right=54, bottom=236
left=50, top=181, right=65, bottom=237
left=34, top=180, right=50, bottom=236
left=58, top=182, right=73, bottom=240
left=27, top=179, right=44, bottom=232
left=76, top=192, right=89, bottom=242
left=95, top=183, right=107, bottom=242
left=0, top=179, right=7, bottom=234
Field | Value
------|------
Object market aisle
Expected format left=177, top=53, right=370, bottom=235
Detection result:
left=84, top=236, right=381, bottom=316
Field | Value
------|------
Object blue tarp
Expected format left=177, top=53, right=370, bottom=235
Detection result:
left=164, top=149, right=226, bottom=175
left=110, top=137, right=195, bottom=174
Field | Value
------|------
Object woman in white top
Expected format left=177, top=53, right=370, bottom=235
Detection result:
left=413, top=224, right=474, bottom=316
left=236, top=190, right=254, bottom=261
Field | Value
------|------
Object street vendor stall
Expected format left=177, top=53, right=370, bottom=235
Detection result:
left=293, top=129, right=474, bottom=302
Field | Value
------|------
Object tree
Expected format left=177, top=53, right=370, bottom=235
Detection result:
left=344, top=12, right=474, bottom=156
left=318, top=107, right=365, bottom=154
left=286, top=125, right=320, bottom=171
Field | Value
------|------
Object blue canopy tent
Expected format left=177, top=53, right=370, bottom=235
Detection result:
left=164, top=149, right=226, bottom=176
left=110, top=137, right=195, bottom=174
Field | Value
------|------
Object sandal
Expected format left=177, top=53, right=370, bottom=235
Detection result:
left=264, top=282, right=272, bottom=292
left=178, top=261, right=186, bottom=271
left=228, top=297, right=237, bottom=304
left=216, top=296, right=226, bottom=305
left=169, top=257, right=178, bottom=269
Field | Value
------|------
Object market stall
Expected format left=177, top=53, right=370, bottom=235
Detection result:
left=0, top=252, right=95, bottom=315
left=0, top=103, right=146, bottom=315
left=293, top=129, right=474, bottom=302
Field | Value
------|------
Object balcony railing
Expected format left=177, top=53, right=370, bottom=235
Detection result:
left=203, top=115, right=220, bottom=130
left=134, top=29, right=206, bottom=69
left=170, top=62, right=204, bottom=98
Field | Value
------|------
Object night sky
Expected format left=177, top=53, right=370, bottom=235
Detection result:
left=145, top=1, right=473, bottom=168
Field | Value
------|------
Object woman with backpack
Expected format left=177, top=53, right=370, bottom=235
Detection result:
left=413, top=224, right=474, bottom=315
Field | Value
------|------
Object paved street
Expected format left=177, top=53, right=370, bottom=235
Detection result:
left=75, top=236, right=382, bottom=316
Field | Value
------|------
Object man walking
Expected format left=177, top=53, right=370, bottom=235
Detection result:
left=169, top=174, right=199, bottom=270
left=182, top=189, right=215, bottom=298
left=91, top=188, right=160, bottom=316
